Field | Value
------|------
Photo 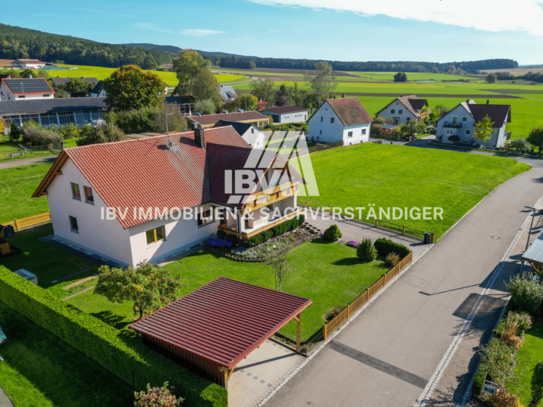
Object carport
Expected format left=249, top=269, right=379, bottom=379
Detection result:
left=130, top=277, right=312, bottom=388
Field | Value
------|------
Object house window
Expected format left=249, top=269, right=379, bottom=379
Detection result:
left=331, top=117, right=335, bottom=123
left=348, top=131, right=353, bottom=137
left=466, top=129, right=471, bottom=135
left=319, top=130, right=322, bottom=135
left=251, top=128, right=254, bottom=134
left=197, top=208, right=214, bottom=227
left=399, top=109, right=403, bottom=114
left=362, top=129, right=366, bottom=135
left=71, top=183, right=81, bottom=200
left=146, top=225, right=165, bottom=246
left=391, top=109, right=395, bottom=114
left=43, top=94, right=49, bottom=97
left=84, top=186, right=94, bottom=204
left=320, top=116, right=323, bottom=122
left=69, top=216, right=79, bottom=233
left=462, top=117, right=468, bottom=122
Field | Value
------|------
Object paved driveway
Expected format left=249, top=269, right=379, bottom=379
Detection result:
left=266, top=159, right=543, bottom=407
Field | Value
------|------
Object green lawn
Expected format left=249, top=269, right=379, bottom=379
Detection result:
left=506, top=317, right=543, bottom=405
left=0, top=162, right=53, bottom=224
left=0, top=138, right=77, bottom=163
left=52, top=65, right=242, bottom=86
left=66, top=239, right=388, bottom=342
left=0, top=302, right=134, bottom=407
left=298, top=143, right=530, bottom=240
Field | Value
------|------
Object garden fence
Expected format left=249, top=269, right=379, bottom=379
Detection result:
left=323, top=251, right=413, bottom=339
left=3, top=212, right=52, bottom=231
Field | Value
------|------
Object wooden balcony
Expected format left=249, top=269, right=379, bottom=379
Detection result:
left=241, top=182, right=298, bottom=214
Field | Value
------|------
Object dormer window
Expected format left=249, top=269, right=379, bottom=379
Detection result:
left=330, top=117, right=335, bottom=123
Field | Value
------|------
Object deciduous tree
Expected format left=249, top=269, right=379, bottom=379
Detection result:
left=473, top=114, right=494, bottom=147
left=304, top=62, right=337, bottom=106
left=393, top=72, right=407, bottom=82
left=94, top=262, right=182, bottom=320
left=239, top=93, right=258, bottom=111
left=103, top=65, right=166, bottom=111
left=486, top=74, right=497, bottom=84
left=251, top=79, right=276, bottom=103
left=141, top=55, right=158, bottom=70
left=65, top=79, right=93, bottom=97
left=195, top=99, right=216, bottom=114
left=268, top=254, right=292, bottom=292
left=173, top=49, right=210, bottom=96
left=191, top=68, right=221, bottom=106
left=527, top=127, right=543, bottom=155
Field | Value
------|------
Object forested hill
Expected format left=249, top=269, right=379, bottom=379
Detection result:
left=126, top=43, right=518, bottom=73
left=0, top=24, right=174, bottom=68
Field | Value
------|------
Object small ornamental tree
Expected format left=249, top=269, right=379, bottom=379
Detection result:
left=134, top=382, right=183, bottom=407
left=0, top=118, right=5, bottom=135
left=9, top=121, right=20, bottom=142
left=323, top=224, right=342, bottom=242
left=268, top=253, right=292, bottom=292
left=527, top=127, right=543, bottom=155
left=94, top=262, right=182, bottom=319
left=103, top=65, right=166, bottom=112
left=473, top=114, right=494, bottom=147
left=530, top=361, right=543, bottom=407
left=256, top=101, right=268, bottom=112
left=357, top=239, right=377, bottom=262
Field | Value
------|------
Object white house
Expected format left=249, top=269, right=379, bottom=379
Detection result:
left=213, top=120, right=266, bottom=149
left=436, top=100, right=511, bottom=148
left=307, top=97, right=372, bottom=146
left=32, top=126, right=304, bottom=267
left=90, top=81, right=106, bottom=98
left=263, top=106, right=308, bottom=124
left=375, top=95, right=431, bottom=124
left=0, top=78, right=55, bottom=101
left=11, top=59, right=46, bottom=69
left=219, top=85, right=238, bottom=103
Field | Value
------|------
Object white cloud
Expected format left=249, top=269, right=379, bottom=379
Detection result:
left=134, top=23, right=176, bottom=34
left=248, top=0, right=543, bottom=36
left=181, top=29, right=225, bottom=37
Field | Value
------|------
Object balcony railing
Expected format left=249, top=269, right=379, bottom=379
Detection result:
left=442, top=121, right=463, bottom=128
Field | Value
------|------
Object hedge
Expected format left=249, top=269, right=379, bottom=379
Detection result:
left=373, top=238, right=411, bottom=259
left=0, top=266, right=226, bottom=407
left=243, top=216, right=301, bottom=248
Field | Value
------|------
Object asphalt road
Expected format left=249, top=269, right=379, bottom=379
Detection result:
left=267, top=157, right=543, bottom=407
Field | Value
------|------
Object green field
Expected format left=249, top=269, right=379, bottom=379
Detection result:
left=344, top=72, right=478, bottom=82
left=66, top=239, right=388, bottom=342
left=51, top=65, right=243, bottom=86
left=299, top=143, right=530, bottom=239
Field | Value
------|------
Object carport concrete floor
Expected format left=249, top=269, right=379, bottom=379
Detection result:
left=228, top=339, right=304, bottom=407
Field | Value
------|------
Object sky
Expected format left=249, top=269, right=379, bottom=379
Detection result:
left=7, top=0, right=543, bottom=65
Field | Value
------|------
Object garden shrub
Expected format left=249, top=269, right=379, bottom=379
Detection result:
left=530, top=361, right=543, bottom=407
left=323, top=225, right=342, bottom=242
left=76, top=123, right=125, bottom=146
left=482, top=388, right=521, bottom=407
left=506, top=311, right=532, bottom=335
left=374, top=238, right=410, bottom=259
left=135, top=382, right=183, bottom=407
left=371, top=124, right=383, bottom=135
left=357, top=239, right=377, bottom=262
left=0, top=266, right=226, bottom=407
left=478, top=337, right=517, bottom=388
left=472, top=368, right=487, bottom=396
left=505, top=272, right=543, bottom=315
left=297, top=214, right=305, bottom=226
left=21, top=124, right=63, bottom=145
left=501, top=320, right=522, bottom=351
left=385, top=252, right=400, bottom=268
left=9, top=122, right=20, bottom=142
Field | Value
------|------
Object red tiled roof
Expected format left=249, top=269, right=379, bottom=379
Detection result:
left=14, top=59, right=44, bottom=64
left=264, top=106, right=307, bottom=115
left=0, top=59, right=14, bottom=66
left=189, top=111, right=268, bottom=126
left=33, top=126, right=303, bottom=228
left=130, top=277, right=312, bottom=369
left=327, top=97, right=372, bottom=126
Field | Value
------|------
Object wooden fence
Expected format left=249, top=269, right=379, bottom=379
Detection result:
left=3, top=212, right=52, bottom=231
left=323, top=251, right=413, bottom=339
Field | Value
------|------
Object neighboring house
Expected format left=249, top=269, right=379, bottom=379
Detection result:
left=187, top=110, right=269, bottom=129
left=0, top=97, right=106, bottom=127
left=11, top=59, right=46, bottom=69
left=263, top=106, right=308, bottom=124
left=32, top=126, right=304, bottom=267
left=0, top=78, right=54, bottom=101
left=307, top=97, right=372, bottom=146
left=213, top=120, right=266, bottom=149
left=375, top=95, right=431, bottom=124
left=0, top=59, right=14, bottom=68
left=436, top=100, right=511, bottom=148
left=90, top=81, right=106, bottom=97
left=220, top=85, right=238, bottom=103
left=51, top=77, right=99, bottom=88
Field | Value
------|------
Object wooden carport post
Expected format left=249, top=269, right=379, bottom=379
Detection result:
left=219, top=366, right=236, bottom=389
left=294, top=313, right=302, bottom=352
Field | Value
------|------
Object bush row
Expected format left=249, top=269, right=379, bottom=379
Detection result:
left=242, top=215, right=304, bottom=248
left=0, top=266, right=226, bottom=407
left=374, top=238, right=411, bottom=259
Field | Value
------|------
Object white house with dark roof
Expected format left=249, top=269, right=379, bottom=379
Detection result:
left=307, top=97, right=372, bottom=146
left=436, top=100, right=511, bottom=147
left=32, top=126, right=304, bottom=267
left=0, top=78, right=55, bottom=101
left=219, top=85, right=238, bottom=103
left=11, top=59, right=46, bottom=69
left=375, top=95, right=431, bottom=124
left=263, top=106, right=308, bottom=124
left=213, top=120, right=266, bottom=149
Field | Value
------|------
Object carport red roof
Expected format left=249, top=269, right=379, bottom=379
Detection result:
left=130, top=277, right=312, bottom=369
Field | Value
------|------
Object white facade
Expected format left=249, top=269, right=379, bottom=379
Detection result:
left=376, top=100, right=418, bottom=124
left=263, top=109, right=308, bottom=124
left=0, top=82, right=54, bottom=101
left=240, top=126, right=265, bottom=149
left=307, top=100, right=371, bottom=146
left=436, top=104, right=508, bottom=148
left=11, top=60, right=46, bottom=69
left=91, top=89, right=106, bottom=98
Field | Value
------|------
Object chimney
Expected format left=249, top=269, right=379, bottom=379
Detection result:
left=195, top=127, right=205, bottom=149
left=486, top=100, right=490, bottom=105
left=333, top=95, right=337, bottom=99
left=466, top=99, right=469, bottom=103
left=400, top=94, right=404, bottom=97
left=342, top=94, right=345, bottom=98
left=29, top=75, right=33, bottom=79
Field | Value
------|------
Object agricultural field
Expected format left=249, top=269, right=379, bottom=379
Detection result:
left=344, top=72, right=478, bottom=82
left=48, top=65, right=243, bottom=86
left=297, top=143, right=530, bottom=239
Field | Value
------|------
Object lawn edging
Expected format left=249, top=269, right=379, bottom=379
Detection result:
left=0, top=265, right=227, bottom=407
